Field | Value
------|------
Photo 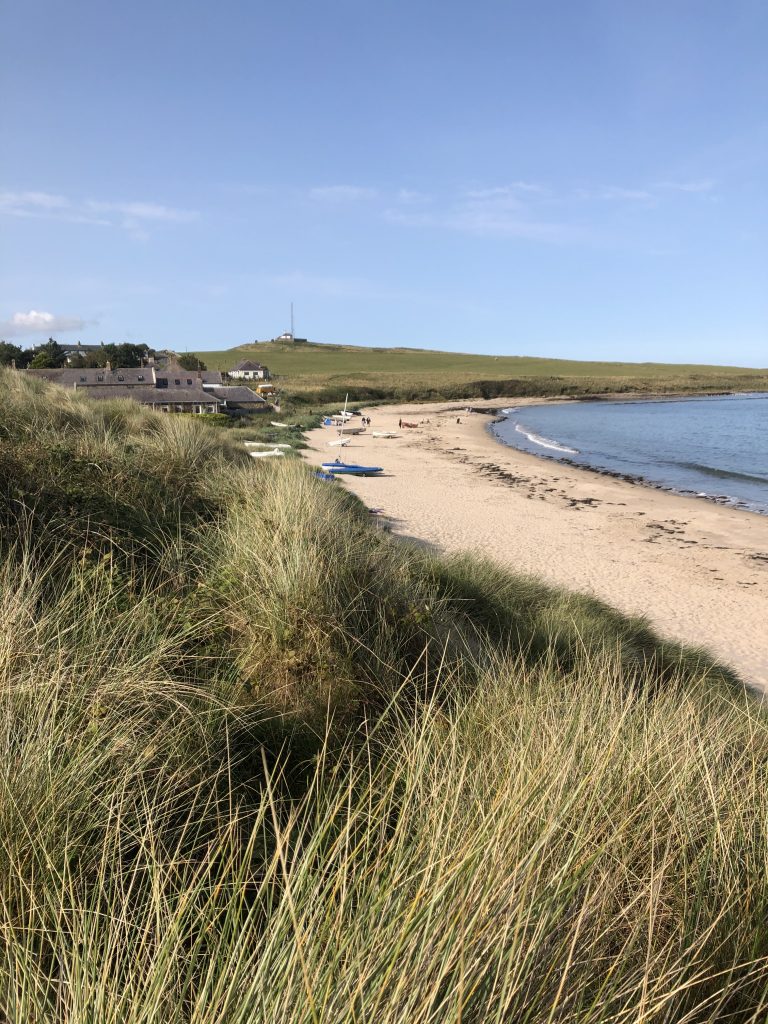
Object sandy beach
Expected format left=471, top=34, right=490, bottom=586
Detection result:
left=304, top=399, right=768, bottom=691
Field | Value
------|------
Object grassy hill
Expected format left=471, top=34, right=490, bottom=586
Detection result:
left=194, top=339, right=768, bottom=405
left=3, top=368, right=768, bottom=1020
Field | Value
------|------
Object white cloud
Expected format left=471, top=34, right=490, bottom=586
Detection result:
left=654, top=179, right=716, bottom=193
left=384, top=181, right=576, bottom=242
left=84, top=199, right=199, bottom=222
left=578, top=186, right=654, bottom=202
left=466, top=181, right=548, bottom=200
left=310, top=185, right=379, bottom=202
left=0, top=190, right=69, bottom=212
left=396, top=188, right=432, bottom=204
left=0, top=310, right=93, bottom=337
left=0, top=190, right=198, bottom=233
left=385, top=201, right=576, bottom=243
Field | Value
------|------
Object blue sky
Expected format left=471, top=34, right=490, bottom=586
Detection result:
left=1, top=0, right=766, bottom=365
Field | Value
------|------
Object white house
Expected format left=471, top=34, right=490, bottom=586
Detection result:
left=228, top=360, right=270, bottom=381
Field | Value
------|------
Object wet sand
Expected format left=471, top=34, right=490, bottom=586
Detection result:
left=304, top=399, right=768, bottom=691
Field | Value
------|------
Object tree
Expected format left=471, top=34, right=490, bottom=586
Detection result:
left=177, top=353, right=207, bottom=371
left=29, top=338, right=67, bottom=369
left=0, top=341, right=29, bottom=368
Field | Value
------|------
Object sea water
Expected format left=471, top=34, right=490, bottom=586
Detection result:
left=491, top=393, right=768, bottom=514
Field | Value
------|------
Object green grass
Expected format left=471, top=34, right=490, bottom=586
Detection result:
left=194, top=339, right=768, bottom=406
left=1, top=367, right=767, bottom=1021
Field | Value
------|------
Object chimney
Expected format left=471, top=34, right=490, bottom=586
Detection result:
left=105, top=360, right=111, bottom=372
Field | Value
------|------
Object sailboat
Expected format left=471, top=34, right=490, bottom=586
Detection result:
left=327, top=394, right=357, bottom=446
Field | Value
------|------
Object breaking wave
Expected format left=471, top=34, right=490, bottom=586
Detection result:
left=514, top=423, right=579, bottom=455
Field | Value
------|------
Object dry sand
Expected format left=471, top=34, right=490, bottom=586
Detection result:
left=304, top=400, right=768, bottom=691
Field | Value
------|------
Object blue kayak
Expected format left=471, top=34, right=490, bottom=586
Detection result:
left=321, top=460, right=383, bottom=477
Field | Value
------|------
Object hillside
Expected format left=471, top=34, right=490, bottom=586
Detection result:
left=194, top=339, right=768, bottom=404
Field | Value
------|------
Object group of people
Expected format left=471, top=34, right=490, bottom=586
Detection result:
left=362, top=415, right=372, bottom=426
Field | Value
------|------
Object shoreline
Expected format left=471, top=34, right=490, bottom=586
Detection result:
left=485, top=411, right=768, bottom=518
left=303, top=397, right=768, bottom=691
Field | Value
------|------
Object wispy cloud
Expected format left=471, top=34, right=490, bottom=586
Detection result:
left=84, top=199, right=198, bottom=222
left=309, top=185, right=379, bottom=202
left=577, top=185, right=654, bottom=202
left=386, top=186, right=577, bottom=243
left=0, top=309, right=94, bottom=337
left=466, top=181, right=548, bottom=200
left=654, top=179, right=716, bottom=193
left=0, top=190, right=199, bottom=236
left=577, top=179, right=716, bottom=203
left=396, top=188, right=432, bottom=204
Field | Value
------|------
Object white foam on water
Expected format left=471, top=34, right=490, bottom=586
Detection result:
left=514, top=422, right=579, bottom=455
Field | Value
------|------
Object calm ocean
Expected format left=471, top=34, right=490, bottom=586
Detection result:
left=490, top=393, right=768, bottom=514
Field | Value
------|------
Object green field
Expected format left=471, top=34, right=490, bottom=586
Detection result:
left=195, top=339, right=768, bottom=405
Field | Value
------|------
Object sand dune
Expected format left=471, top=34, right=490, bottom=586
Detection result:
left=305, top=399, right=768, bottom=691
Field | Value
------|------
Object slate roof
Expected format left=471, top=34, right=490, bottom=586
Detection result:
left=205, top=386, right=267, bottom=404
left=230, top=360, right=265, bottom=372
left=82, top=386, right=222, bottom=405
left=27, top=367, right=153, bottom=386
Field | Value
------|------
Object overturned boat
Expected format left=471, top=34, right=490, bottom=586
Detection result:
left=320, top=459, right=383, bottom=477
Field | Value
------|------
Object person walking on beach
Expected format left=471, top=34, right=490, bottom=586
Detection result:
left=398, top=418, right=402, bottom=429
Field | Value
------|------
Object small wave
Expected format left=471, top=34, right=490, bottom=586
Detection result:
left=500, top=407, right=518, bottom=415
left=673, top=461, right=768, bottom=486
left=514, top=423, right=579, bottom=454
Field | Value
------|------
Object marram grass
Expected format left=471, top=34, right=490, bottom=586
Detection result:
left=0, top=368, right=766, bottom=1022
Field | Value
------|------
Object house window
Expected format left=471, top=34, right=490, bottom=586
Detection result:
left=137, top=374, right=144, bottom=381
left=156, top=378, right=167, bottom=388
left=79, top=376, right=86, bottom=382
left=174, top=378, right=180, bottom=385
left=117, top=374, right=124, bottom=381
left=186, top=378, right=192, bottom=385
left=97, top=374, right=104, bottom=382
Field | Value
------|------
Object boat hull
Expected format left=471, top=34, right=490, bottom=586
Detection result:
left=321, top=461, right=383, bottom=476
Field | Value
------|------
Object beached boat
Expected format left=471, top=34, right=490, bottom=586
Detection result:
left=244, top=441, right=293, bottom=449
left=328, top=437, right=351, bottom=447
left=372, top=431, right=399, bottom=438
left=270, top=421, right=291, bottom=429
left=249, top=449, right=284, bottom=458
left=320, top=459, right=383, bottom=477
